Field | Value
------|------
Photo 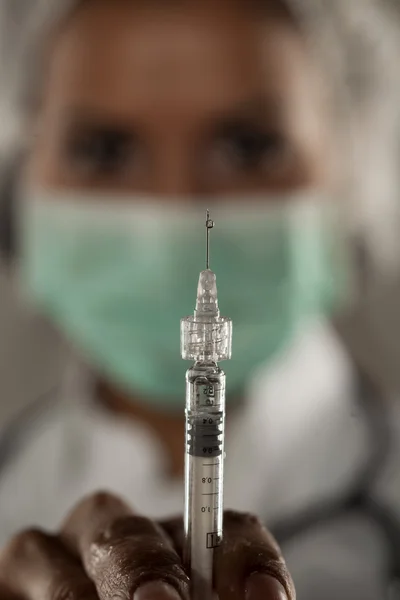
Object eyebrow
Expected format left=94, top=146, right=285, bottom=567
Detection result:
left=60, top=94, right=284, bottom=132
left=59, top=106, right=142, bottom=134
left=208, top=95, right=285, bottom=132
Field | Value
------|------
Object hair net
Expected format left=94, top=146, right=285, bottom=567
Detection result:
left=0, top=0, right=399, bottom=277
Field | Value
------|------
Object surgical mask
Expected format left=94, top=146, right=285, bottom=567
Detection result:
left=17, top=190, right=347, bottom=409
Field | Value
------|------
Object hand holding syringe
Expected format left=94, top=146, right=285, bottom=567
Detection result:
left=181, top=211, right=232, bottom=600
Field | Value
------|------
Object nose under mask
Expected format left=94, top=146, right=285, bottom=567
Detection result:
left=17, top=190, right=348, bottom=409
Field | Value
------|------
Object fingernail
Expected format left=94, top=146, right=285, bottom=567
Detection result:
left=134, top=581, right=182, bottom=600
left=246, top=573, right=287, bottom=600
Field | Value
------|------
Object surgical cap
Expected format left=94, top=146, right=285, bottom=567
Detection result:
left=0, top=0, right=397, bottom=143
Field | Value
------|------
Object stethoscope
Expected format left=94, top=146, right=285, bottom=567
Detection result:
left=270, top=369, right=400, bottom=599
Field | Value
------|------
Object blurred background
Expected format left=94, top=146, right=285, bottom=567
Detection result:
left=1, top=1, right=400, bottom=598
left=0, top=266, right=65, bottom=427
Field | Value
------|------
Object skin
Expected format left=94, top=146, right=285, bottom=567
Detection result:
left=3, top=0, right=332, bottom=597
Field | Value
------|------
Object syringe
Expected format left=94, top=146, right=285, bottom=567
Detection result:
left=181, top=211, right=233, bottom=600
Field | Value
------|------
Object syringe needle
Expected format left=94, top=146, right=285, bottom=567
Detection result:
left=206, top=209, right=214, bottom=270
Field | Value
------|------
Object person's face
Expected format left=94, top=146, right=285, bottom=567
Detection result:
left=26, top=0, right=331, bottom=198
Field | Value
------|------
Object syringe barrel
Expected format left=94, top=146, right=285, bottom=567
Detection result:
left=184, top=362, right=226, bottom=600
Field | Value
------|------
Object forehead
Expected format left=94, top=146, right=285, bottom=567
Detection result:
left=43, top=0, right=319, bottom=120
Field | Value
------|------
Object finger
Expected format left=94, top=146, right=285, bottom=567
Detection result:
left=160, top=513, right=294, bottom=600
left=159, top=515, right=184, bottom=557
left=0, top=583, right=22, bottom=600
left=0, top=528, right=98, bottom=600
left=214, top=511, right=295, bottom=600
left=60, top=491, right=190, bottom=600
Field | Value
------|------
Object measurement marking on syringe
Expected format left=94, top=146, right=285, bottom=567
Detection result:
left=203, top=463, right=218, bottom=466
left=202, top=492, right=219, bottom=496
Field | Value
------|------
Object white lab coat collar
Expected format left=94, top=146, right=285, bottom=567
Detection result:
left=58, top=319, right=368, bottom=523
left=224, top=319, right=370, bottom=521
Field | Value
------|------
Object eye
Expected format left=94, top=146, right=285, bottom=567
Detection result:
left=63, top=128, right=138, bottom=176
left=211, top=122, right=290, bottom=173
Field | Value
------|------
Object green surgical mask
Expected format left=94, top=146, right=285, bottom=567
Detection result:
left=17, top=190, right=347, bottom=409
